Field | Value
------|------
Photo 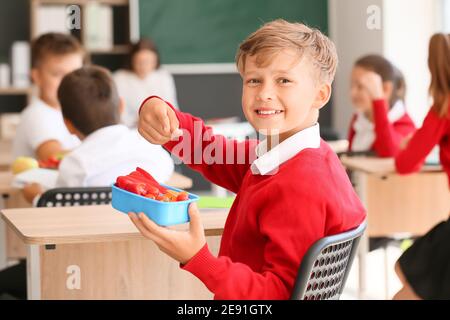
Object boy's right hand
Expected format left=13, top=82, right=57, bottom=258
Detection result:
left=138, top=98, right=182, bottom=145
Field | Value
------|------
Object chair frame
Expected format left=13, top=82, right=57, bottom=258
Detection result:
left=291, top=220, right=367, bottom=300
left=37, top=187, right=112, bottom=208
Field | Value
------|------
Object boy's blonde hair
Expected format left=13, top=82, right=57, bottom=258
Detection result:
left=236, top=19, right=338, bottom=84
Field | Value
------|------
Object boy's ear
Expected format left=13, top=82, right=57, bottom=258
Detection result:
left=30, top=68, right=40, bottom=86
left=63, top=117, right=83, bottom=138
left=63, top=117, right=76, bottom=135
left=118, top=96, right=125, bottom=115
left=312, top=83, right=332, bottom=110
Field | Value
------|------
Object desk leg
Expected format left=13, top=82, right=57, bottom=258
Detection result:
left=354, top=172, right=368, bottom=299
left=27, top=245, right=41, bottom=300
left=0, top=194, right=7, bottom=270
left=0, top=215, right=6, bottom=271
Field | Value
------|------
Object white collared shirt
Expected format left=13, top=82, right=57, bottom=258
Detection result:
left=351, top=100, right=406, bottom=152
left=55, top=124, right=174, bottom=187
left=13, top=98, right=81, bottom=158
left=250, top=123, right=321, bottom=175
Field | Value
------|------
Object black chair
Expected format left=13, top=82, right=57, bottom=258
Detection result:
left=37, top=187, right=112, bottom=207
left=291, top=220, right=367, bottom=300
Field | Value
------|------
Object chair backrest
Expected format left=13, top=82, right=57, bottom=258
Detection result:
left=291, top=220, right=367, bottom=300
left=37, top=187, right=112, bottom=207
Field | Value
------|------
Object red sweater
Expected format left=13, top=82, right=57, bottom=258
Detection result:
left=348, top=99, right=416, bottom=157
left=152, top=100, right=367, bottom=299
left=396, top=106, right=450, bottom=189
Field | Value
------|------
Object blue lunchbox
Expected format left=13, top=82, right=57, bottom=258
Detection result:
left=111, top=184, right=199, bottom=226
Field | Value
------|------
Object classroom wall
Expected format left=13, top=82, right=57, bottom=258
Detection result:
left=0, top=0, right=29, bottom=114
left=383, top=0, right=441, bottom=126
left=0, top=0, right=29, bottom=62
left=328, top=0, right=384, bottom=138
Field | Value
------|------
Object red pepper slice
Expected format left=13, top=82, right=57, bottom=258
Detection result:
left=176, top=192, right=189, bottom=201
left=116, top=176, right=149, bottom=196
left=135, top=167, right=167, bottom=193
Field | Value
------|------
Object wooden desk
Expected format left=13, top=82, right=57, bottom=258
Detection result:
left=0, top=171, right=29, bottom=268
left=341, top=156, right=449, bottom=236
left=327, top=139, right=349, bottom=154
left=341, top=156, right=449, bottom=299
left=0, top=140, right=13, bottom=171
left=0, top=171, right=193, bottom=272
left=1, top=205, right=228, bottom=299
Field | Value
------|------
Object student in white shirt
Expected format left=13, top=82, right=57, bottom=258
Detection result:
left=13, top=33, right=83, bottom=160
left=113, top=38, right=179, bottom=128
left=23, top=65, right=174, bottom=202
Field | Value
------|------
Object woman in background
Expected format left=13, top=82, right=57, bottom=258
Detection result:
left=114, top=38, right=178, bottom=128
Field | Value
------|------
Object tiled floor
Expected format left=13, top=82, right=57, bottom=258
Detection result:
left=341, top=245, right=403, bottom=300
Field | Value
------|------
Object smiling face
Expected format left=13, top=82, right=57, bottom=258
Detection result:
left=241, top=49, right=331, bottom=142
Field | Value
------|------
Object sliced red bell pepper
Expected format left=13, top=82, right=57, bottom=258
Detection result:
left=176, top=192, right=189, bottom=201
left=135, top=167, right=167, bottom=193
left=116, top=176, right=150, bottom=196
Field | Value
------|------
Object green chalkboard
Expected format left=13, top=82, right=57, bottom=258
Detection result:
left=139, top=0, right=328, bottom=64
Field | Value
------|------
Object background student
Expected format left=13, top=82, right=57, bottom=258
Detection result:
left=13, top=33, right=83, bottom=161
left=114, top=38, right=178, bottom=128
left=347, top=54, right=416, bottom=157
left=393, top=33, right=450, bottom=300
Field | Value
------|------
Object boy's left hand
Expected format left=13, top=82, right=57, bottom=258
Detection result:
left=22, top=183, right=43, bottom=204
left=128, top=203, right=206, bottom=265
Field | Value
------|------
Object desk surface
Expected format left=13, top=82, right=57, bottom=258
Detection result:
left=340, top=156, right=442, bottom=175
left=1, top=205, right=228, bottom=245
left=327, top=139, right=349, bottom=154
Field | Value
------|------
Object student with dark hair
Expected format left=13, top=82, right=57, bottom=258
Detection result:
left=347, top=54, right=416, bottom=157
left=114, top=38, right=178, bottom=128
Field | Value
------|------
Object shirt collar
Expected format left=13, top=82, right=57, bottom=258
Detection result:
left=250, top=123, right=321, bottom=175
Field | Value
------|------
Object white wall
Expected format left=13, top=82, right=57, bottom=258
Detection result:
left=329, top=0, right=442, bottom=137
left=328, top=0, right=384, bottom=137
left=442, top=0, right=450, bottom=32
left=383, top=0, right=441, bottom=125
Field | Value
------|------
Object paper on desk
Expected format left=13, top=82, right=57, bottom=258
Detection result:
left=11, top=168, right=58, bottom=190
